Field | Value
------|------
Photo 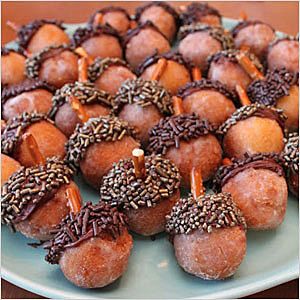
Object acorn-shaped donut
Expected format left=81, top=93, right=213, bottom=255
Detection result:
left=1, top=48, right=27, bottom=86
left=166, top=169, right=247, bottom=280
left=266, top=36, right=299, bottom=73
left=214, top=153, right=288, bottom=230
left=137, top=51, right=193, bottom=95
left=1, top=112, right=67, bottom=167
left=282, top=133, right=299, bottom=197
left=1, top=156, right=81, bottom=241
left=231, top=20, right=276, bottom=59
left=179, top=2, right=222, bottom=27
left=178, top=24, right=234, bottom=72
left=88, top=6, right=131, bottom=35
left=43, top=201, right=133, bottom=288
left=113, top=78, right=173, bottom=146
left=147, top=108, right=222, bottom=187
left=123, top=21, right=171, bottom=69
left=65, top=116, right=140, bottom=189
left=26, top=45, right=79, bottom=88
left=1, top=79, right=55, bottom=121
left=135, top=2, right=179, bottom=42
left=88, top=57, right=136, bottom=95
left=1, top=154, right=21, bottom=186
left=72, top=25, right=122, bottom=60
left=10, top=19, right=70, bottom=54
left=100, top=149, right=181, bottom=236
left=207, top=49, right=264, bottom=90
left=177, top=79, right=238, bottom=126
left=217, top=103, right=286, bottom=159
left=247, top=68, right=299, bottom=132
left=49, top=81, right=112, bottom=137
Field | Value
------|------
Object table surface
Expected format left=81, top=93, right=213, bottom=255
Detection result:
left=1, top=1, right=299, bottom=299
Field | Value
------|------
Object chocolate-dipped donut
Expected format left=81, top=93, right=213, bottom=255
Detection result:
left=49, top=81, right=112, bottom=137
left=1, top=157, right=79, bottom=240
left=100, top=154, right=181, bottom=236
left=113, top=78, right=173, bottom=146
left=88, top=57, right=136, bottom=95
left=26, top=45, right=79, bottom=88
left=178, top=24, right=234, bottom=71
left=1, top=112, right=67, bottom=167
left=65, top=116, right=140, bottom=189
left=1, top=79, right=55, bottom=121
left=217, top=104, right=286, bottom=159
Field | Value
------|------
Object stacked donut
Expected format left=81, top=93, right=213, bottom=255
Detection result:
left=2, top=1, right=298, bottom=289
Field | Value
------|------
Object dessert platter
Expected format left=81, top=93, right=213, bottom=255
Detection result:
left=1, top=2, right=299, bottom=299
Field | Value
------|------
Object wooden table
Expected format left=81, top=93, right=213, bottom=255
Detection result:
left=1, top=1, right=299, bottom=299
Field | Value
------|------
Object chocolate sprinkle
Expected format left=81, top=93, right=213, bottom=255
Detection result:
left=43, top=201, right=128, bottom=264
left=88, top=57, right=134, bottom=82
left=147, top=113, right=216, bottom=155
left=1, top=157, right=74, bottom=230
left=88, top=6, right=131, bottom=27
left=49, top=81, right=112, bottom=119
left=231, top=20, right=274, bottom=38
left=247, top=68, right=299, bottom=106
left=217, top=103, right=287, bottom=135
left=1, top=112, right=53, bottom=155
left=282, top=132, right=299, bottom=174
left=136, top=51, right=194, bottom=76
left=178, top=24, right=234, bottom=51
left=26, top=44, right=78, bottom=79
left=2, top=79, right=56, bottom=105
left=213, top=152, right=285, bottom=191
left=100, top=155, right=181, bottom=210
left=113, top=78, right=173, bottom=115
left=65, top=116, right=137, bottom=169
left=17, top=19, right=66, bottom=50
left=165, top=192, right=246, bottom=237
left=123, top=20, right=169, bottom=48
left=179, top=2, right=221, bottom=26
left=177, top=78, right=238, bottom=105
left=207, top=49, right=264, bottom=73
left=71, top=25, right=121, bottom=48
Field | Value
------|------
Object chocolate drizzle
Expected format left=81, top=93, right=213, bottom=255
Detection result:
left=147, top=114, right=216, bottom=155
left=177, top=78, right=238, bottom=104
left=165, top=192, right=246, bottom=238
left=1, top=157, right=74, bottom=230
left=217, top=103, right=286, bottom=135
left=88, top=6, right=131, bottom=26
left=43, top=201, right=128, bottom=264
left=178, top=24, right=234, bottom=51
left=135, top=1, right=179, bottom=27
left=72, top=25, right=121, bottom=48
left=136, top=51, right=194, bottom=76
left=123, top=20, right=169, bottom=48
left=231, top=20, right=274, bottom=38
left=49, top=81, right=112, bottom=119
left=17, top=20, right=66, bottom=50
left=213, top=152, right=285, bottom=191
left=26, top=44, right=78, bottom=79
left=179, top=3, right=221, bottom=26
left=282, top=132, right=299, bottom=174
left=1, top=112, right=53, bottom=155
left=1, top=79, right=56, bottom=105
left=1, top=47, right=24, bottom=57
left=65, top=116, right=137, bottom=170
left=88, top=57, right=133, bottom=82
left=207, top=49, right=264, bottom=73
left=100, top=155, right=181, bottom=210
left=113, top=78, right=173, bottom=115
left=247, top=68, right=299, bottom=106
